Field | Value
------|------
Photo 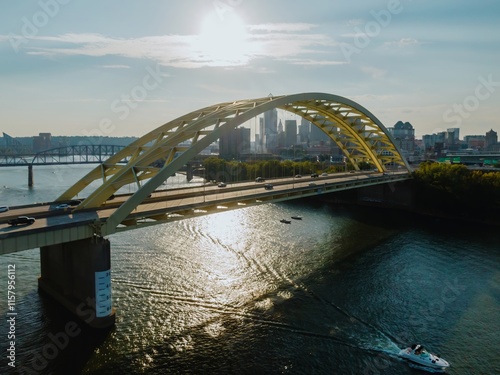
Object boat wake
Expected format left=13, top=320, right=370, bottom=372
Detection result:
left=213, top=239, right=405, bottom=358
left=191, top=227, right=431, bottom=369
left=407, top=363, right=448, bottom=373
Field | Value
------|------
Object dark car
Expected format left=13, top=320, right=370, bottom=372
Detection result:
left=264, top=184, right=273, bottom=190
left=8, top=216, right=35, bottom=226
left=311, top=173, right=319, bottom=178
left=255, top=177, right=265, bottom=182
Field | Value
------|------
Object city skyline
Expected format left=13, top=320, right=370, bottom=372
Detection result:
left=1, top=0, right=499, bottom=138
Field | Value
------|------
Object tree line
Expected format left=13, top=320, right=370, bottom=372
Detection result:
left=412, top=161, right=500, bottom=220
left=202, top=157, right=354, bottom=182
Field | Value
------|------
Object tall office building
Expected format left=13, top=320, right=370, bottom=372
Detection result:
left=389, top=121, right=415, bottom=153
left=263, top=109, right=278, bottom=152
left=485, top=129, right=498, bottom=149
left=298, top=117, right=310, bottom=143
left=310, top=123, right=331, bottom=143
left=284, top=120, right=297, bottom=147
left=257, top=117, right=265, bottom=153
left=219, top=127, right=251, bottom=159
left=447, top=128, right=460, bottom=142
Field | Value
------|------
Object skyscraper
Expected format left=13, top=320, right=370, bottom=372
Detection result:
left=219, top=127, right=251, bottom=159
left=263, top=109, right=278, bottom=152
left=284, top=120, right=297, bottom=147
left=485, top=129, right=498, bottom=149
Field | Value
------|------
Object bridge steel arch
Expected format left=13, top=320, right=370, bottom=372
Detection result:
left=57, top=93, right=410, bottom=235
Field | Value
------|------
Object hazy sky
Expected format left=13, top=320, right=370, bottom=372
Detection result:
left=1, top=0, right=499, bottom=138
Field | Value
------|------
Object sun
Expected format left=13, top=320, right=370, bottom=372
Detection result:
left=196, top=10, right=251, bottom=66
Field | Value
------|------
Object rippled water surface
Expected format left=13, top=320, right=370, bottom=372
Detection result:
left=1, top=166, right=499, bottom=374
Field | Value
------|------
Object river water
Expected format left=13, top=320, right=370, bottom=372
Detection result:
left=1, top=165, right=499, bottom=375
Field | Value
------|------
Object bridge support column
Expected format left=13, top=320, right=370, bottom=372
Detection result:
left=38, top=236, right=115, bottom=329
left=28, top=164, right=34, bottom=187
left=186, top=163, right=193, bottom=181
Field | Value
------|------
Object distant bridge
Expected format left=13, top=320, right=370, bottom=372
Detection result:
left=0, top=144, right=127, bottom=166
left=0, top=92, right=411, bottom=328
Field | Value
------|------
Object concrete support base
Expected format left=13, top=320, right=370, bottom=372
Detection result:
left=28, top=164, right=34, bottom=187
left=38, top=236, right=115, bottom=329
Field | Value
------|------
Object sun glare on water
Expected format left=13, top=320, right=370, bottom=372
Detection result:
left=196, top=10, right=251, bottom=66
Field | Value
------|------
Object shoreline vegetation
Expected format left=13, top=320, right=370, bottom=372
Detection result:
left=412, top=161, right=500, bottom=226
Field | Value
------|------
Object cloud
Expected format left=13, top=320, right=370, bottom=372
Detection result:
left=100, top=64, right=131, bottom=69
left=384, top=38, right=420, bottom=48
left=282, top=58, right=346, bottom=66
left=345, top=19, right=364, bottom=27
left=0, top=23, right=342, bottom=69
left=361, top=66, right=386, bottom=79
left=247, top=23, right=315, bottom=32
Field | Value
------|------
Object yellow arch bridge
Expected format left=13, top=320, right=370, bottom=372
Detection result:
left=59, top=92, right=410, bottom=232
left=0, top=93, right=411, bottom=328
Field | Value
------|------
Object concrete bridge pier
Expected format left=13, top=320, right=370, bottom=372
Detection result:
left=38, top=236, right=115, bottom=329
left=28, top=164, right=34, bottom=187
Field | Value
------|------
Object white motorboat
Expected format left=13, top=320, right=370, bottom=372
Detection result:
left=399, top=344, right=449, bottom=371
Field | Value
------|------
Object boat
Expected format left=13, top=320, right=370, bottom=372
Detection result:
left=399, top=344, right=449, bottom=371
left=291, top=216, right=302, bottom=220
left=280, top=219, right=291, bottom=224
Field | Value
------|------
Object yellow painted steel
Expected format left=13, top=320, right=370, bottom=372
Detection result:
left=57, top=93, right=410, bottom=234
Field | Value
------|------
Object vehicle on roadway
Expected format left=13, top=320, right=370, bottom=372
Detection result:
left=0, top=206, right=9, bottom=213
left=7, top=216, right=35, bottom=226
left=294, top=174, right=302, bottom=178
left=217, top=182, right=227, bottom=188
left=311, top=173, right=319, bottom=178
left=55, top=203, right=71, bottom=210
left=264, top=184, right=273, bottom=190
left=255, top=177, right=265, bottom=182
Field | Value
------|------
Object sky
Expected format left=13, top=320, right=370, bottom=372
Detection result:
left=1, top=0, right=499, bottom=139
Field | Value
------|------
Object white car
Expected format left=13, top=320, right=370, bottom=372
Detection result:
left=55, top=203, right=70, bottom=210
left=0, top=206, right=9, bottom=213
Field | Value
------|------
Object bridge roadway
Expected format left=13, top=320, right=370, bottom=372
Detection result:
left=0, top=171, right=410, bottom=254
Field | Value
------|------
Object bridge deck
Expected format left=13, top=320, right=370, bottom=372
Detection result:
left=0, top=171, right=410, bottom=254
